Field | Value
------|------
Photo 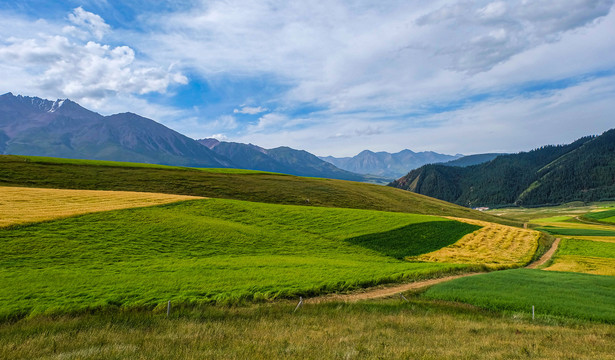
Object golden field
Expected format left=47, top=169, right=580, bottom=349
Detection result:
left=411, top=218, right=540, bottom=269
left=0, top=186, right=202, bottom=227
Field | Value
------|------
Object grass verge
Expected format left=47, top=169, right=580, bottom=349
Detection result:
left=2, top=299, right=615, bottom=360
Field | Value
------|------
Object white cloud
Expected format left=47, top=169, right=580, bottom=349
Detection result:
left=1, top=1, right=615, bottom=157
left=248, top=112, right=289, bottom=133
left=64, top=7, right=110, bottom=40
left=211, top=115, right=238, bottom=130
left=138, top=0, right=613, bottom=124
left=233, top=106, right=268, bottom=115
left=0, top=8, right=187, bottom=106
left=209, top=133, right=228, bottom=141
left=416, top=0, right=613, bottom=73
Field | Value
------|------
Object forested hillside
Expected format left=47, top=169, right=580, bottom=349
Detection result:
left=390, top=130, right=615, bottom=207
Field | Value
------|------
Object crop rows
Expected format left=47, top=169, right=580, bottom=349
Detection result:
left=411, top=218, right=540, bottom=269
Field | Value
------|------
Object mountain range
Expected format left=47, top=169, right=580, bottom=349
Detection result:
left=197, top=138, right=377, bottom=182
left=390, top=130, right=615, bottom=207
left=0, top=93, right=385, bottom=182
left=0, top=92, right=231, bottom=168
left=320, top=150, right=461, bottom=178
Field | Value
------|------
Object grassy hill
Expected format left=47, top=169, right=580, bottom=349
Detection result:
left=0, top=155, right=519, bottom=226
left=0, top=197, right=484, bottom=320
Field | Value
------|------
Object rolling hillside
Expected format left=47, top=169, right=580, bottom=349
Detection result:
left=391, top=130, right=615, bottom=207
left=0, top=197, right=484, bottom=319
left=0, top=155, right=519, bottom=226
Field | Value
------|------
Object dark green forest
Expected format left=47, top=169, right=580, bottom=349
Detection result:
left=390, top=129, right=615, bottom=207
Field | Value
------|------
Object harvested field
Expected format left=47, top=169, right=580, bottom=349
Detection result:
left=0, top=186, right=202, bottom=227
left=410, top=218, right=540, bottom=269
left=545, top=255, right=615, bottom=276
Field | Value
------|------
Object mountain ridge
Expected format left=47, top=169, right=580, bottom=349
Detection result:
left=320, top=149, right=463, bottom=178
left=0, top=92, right=383, bottom=182
left=198, top=139, right=377, bottom=182
left=390, top=131, right=615, bottom=207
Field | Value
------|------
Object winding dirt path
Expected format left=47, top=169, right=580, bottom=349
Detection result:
left=305, top=238, right=562, bottom=304
left=305, top=273, right=485, bottom=304
left=525, top=238, right=561, bottom=269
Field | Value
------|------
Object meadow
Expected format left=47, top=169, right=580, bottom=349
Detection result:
left=3, top=299, right=615, bottom=360
left=0, top=197, right=484, bottom=320
left=584, top=207, right=615, bottom=223
left=423, top=269, right=615, bottom=323
left=518, top=207, right=615, bottom=276
left=3, top=157, right=615, bottom=359
left=543, top=237, right=615, bottom=275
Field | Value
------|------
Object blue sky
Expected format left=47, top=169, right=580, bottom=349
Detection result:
left=1, top=0, right=614, bottom=156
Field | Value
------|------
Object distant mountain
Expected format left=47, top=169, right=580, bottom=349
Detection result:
left=1, top=92, right=387, bottom=182
left=320, top=149, right=462, bottom=178
left=441, top=153, right=505, bottom=167
left=0, top=92, right=230, bottom=167
left=199, top=139, right=383, bottom=182
left=390, top=131, right=615, bottom=207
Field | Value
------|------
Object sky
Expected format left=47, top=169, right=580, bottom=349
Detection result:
left=0, top=0, right=614, bottom=157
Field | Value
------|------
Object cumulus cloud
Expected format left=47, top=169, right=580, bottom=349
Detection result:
left=0, top=7, right=187, bottom=105
left=1, top=1, right=614, bottom=156
left=64, top=7, right=110, bottom=40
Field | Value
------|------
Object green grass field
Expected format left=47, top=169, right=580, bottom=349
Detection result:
left=4, top=156, right=615, bottom=358
left=556, top=238, right=615, bottom=258
left=0, top=198, right=482, bottom=320
left=423, top=269, right=615, bottom=323
left=0, top=155, right=519, bottom=226
left=584, top=208, right=615, bottom=223
left=534, top=226, right=615, bottom=236
left=3, top=299, right=615, bottom=360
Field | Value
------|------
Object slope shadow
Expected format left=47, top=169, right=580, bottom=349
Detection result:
left=346, top=221, right=481, bottom=260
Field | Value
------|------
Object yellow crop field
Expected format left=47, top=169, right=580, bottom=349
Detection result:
left=411, top=218, right=540, bottom=269
left=572, top=236, right=615, bottom=243
left=0, top=186, right=202, bottom=227
left=545, top=255, right=615, bottom=276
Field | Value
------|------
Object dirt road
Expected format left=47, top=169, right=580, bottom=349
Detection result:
left=525, top=238, right=561, bottom=269
left=305, top=237, right=562, bottom=304
left=305, top=273, right=484, bottom=303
